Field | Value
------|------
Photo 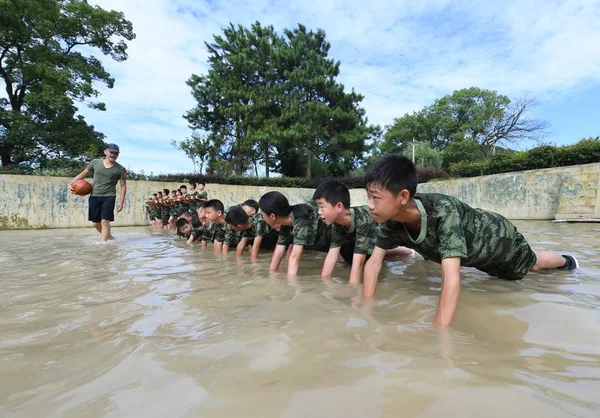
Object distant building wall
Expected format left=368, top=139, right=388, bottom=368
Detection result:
left=0, top=163, right=598, bottom=229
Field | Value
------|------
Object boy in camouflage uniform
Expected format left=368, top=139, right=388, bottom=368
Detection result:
left=363, top=155, right=579, bottom=325
left=259, top=192, right=335, bottom=275
left=313, top=180, right=413, bottom=284
left=197, top=182, right=208, bottom=200
left=175, top=217, right=203, bottom=244
left=203, top=199, right=229, bottom=254
left=225, top=205, right=278, bottom=259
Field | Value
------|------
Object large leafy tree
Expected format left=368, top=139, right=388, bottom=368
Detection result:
left=185, top=22, right=373, bottom=178
left=0, top=0, right=135, bottom=167
left=378, top=87, right=548, bottom=160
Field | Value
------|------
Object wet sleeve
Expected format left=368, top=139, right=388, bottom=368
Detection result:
left=223, top=225, right=237, bottom=245
left=436, top=205, right=468, bottom=260
left=354, top=217, right=378, bottom=255
left=254, top=218, right=271, bottom=237
left=292, top=216, right=316, bottom=247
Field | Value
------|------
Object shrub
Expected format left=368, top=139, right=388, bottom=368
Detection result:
left=524, top=145, right=558, bottom=169
left=448, top=161, right=487, bottom=177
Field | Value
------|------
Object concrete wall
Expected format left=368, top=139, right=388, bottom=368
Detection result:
left=416, top=163, right=600, bottom=220
left=1, top=162, right=598, bottom=229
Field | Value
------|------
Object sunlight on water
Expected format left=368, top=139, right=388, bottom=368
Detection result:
left=0, top=221, right=599, bottom=417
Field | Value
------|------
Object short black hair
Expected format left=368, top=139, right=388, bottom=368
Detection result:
left=241, top=199, right=259, bottom=212
left=163, top=188, right=169, bottom=194
left=196, top=201, right=207, bottom=209
left=199, top=181, right=206, bottom=186
left=313, top=180, right=350, bottom=209
left=205, top=199, right=224, bottom=213
left=189, top=181, right=197, bottom=188
left=152, top=193, right=157, bottom=197
left=180, top=185, right=187, bottom=190
left=365, top=154, right=418, bottom=197
left=225, top=205, right=249, bottom=226
left=172, top=189, right=178, bottom=194
left=175, top=218, right=189, bottom=229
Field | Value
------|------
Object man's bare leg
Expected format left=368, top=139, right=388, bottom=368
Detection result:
left=531, top=251, right=571, bottom=271
left=101, top=219, right=115, bottom=241
left=93, top=222, right=102, bottom=233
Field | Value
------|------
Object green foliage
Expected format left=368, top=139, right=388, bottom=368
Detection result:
left=441, top=139, right=485, bottom=168
left=406, top=141, right=444, bottom=168
left=0, top=0, right=135, bottom=167
left=449, top=137, right=600, bottom=177
left=184, top=22, right=373, bottom=178
left=379, top=87, right=547, bottom=158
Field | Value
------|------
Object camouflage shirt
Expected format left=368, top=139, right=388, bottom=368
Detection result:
left=376, top=193, right=536, bottom=278
left=331, top=205, right=377, bottom=255
left=202, top=222, right=218, bottom=243
left=197, top=190, right=208, bottom=200
left=277, top=203, right=331, bottom=252
left=242, top=214, right=273, bottom=239
left=222, top=223, right=242, bottom=245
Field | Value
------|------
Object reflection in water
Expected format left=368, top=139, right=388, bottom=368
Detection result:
left=0, top=221, right=599, bottom=417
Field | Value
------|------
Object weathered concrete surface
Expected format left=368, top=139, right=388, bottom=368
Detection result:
left=417, top=163, right=600, bottom=220
left=0, top=163, right=598, bottom=229
left=0, top=175, right=322, bottom=229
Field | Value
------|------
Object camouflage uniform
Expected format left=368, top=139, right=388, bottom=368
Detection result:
left=149, top=203, right=161, bottom=221
left=331, top=205, right=378, bottom=255
left=188, top=191, right=199, bottom=212
left=202, top=222, right=217, bottom=243
left=277, top=203, right=331, bottom=252
left=242, top=214, right=278, bottom=250
left=376, top=193, right=537, bottom=279
left=222, top=223, right=242, bottom=246
left=197, top=190, right=208, bottom=200
left=160, top=201, right=170, bottom=225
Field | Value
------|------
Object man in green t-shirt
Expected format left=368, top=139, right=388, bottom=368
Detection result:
left=69, top=143, right=127, bottom=241
left=363, top=155, right=579, bottom=325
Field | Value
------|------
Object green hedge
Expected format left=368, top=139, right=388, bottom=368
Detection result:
left=449, top=137, right=600, bottom=178
left=153, top=166, right=450, bottom=188
left=0, top=165, right=450, bottom=188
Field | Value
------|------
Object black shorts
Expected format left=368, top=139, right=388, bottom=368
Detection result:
left=89, top=196, right=116, bottom=222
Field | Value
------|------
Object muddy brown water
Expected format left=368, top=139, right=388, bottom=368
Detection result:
left=1, top=221, right=599, bottom=417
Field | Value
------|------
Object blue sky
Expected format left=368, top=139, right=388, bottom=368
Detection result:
left=79, top=0, right=600, bottom=174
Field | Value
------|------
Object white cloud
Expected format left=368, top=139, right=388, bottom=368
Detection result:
left=73, top=0, right=600, bottom=173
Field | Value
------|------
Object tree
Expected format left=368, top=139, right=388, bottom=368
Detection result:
left=379, top=87, right=548, bottom=159
left=441, top=139, right=484, bottom=168
left=171, top=131, right=214, bottom=173
left=184, top=22, right=373, bottom=178
left=408, top=141, right=443, bottom=168
left=0, top=0, right=135, bottom=167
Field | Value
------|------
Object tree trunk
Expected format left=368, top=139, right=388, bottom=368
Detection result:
left=305, top=140, right=312, bottom=178
left=1, top=148, right=14, bottom=167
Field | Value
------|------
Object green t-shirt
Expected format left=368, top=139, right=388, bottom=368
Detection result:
left=86, top=159, right=127, bottom=197
left=277, top=203, right=331, bottom=251
left=376, top=193, right=536, bottom=276
left=330, top=205, right=377, bottom=255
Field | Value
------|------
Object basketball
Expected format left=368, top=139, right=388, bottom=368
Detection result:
left=72, top=179, right=93, bottom=196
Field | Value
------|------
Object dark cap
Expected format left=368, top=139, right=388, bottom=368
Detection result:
left=105, top=143, right=120, bottom=153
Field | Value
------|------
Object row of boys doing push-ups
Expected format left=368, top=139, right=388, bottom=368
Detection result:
left=145, top=155, right=580, bottom=325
